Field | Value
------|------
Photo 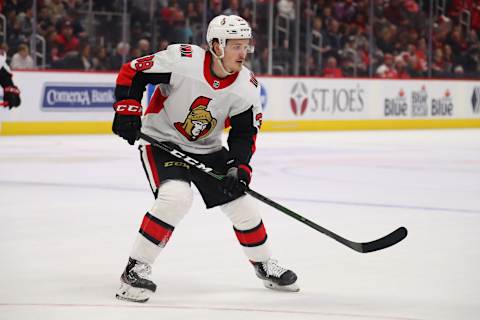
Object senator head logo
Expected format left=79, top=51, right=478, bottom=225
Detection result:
left=290, top=82, right=308, bottom=116
left=174, top=96, right=217, bottom=141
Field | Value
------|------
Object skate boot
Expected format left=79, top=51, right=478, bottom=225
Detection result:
left=252, top=259, right=299, bottom=292
left=116, top=257, right=157, bottom=303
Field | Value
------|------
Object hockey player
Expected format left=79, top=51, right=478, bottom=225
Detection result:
left=0, top=49, right=21, bottom=109
left=112, top=15, right=299, bottom=303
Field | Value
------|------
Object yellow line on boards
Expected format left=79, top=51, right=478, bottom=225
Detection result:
left=0, top=121, right=112, bottom=135
left=260, top=119, right=480, bottom=131
left=1, top=119, right=480, bottom=135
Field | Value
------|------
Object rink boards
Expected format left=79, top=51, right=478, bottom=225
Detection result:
left=1, top=70, right=479, bottom=135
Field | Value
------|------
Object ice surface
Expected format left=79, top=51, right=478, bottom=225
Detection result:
left=1, top=130, right=479, bottom=320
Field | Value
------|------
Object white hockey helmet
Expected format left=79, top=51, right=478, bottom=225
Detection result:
left=206, top=15, right=254, bottom=57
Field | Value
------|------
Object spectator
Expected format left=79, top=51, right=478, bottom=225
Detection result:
left=129, top=47, right=141, bottom=60
left=172, top=12, right=193, bottom=44
left=157, top=38, right=169, bottom=52
left=47, top=0, right=66, bottom=20
left=10, top=44, right=34, bottom=69
left=376, top=25, right=396, bottom=54
left=63, top=0, right=80, bottom=11
left=3, top=0, right=480, bottom=78
left=251, top=46, right=269, bottom=74
left=137, top=38, right=151, bottom=56
left=464, top=45, right=480, bottom=77
left=414, top=38, right=428, bottom=72
left=394, top=56, right=410, bottom=78
left=453, top=65, right=465, bottom=78
left=442, top=44, right=454, bottom=74
left=185, top=1, right=201, bottom=25
left=207, top=0, right=223, bottom=22
left=406, top=55, right=424, bottom=77
left=431, top=48, right=446, bottom=77
left=223, top=0, right=240, bottom=16
left=92, top=46, right=109, bottom=71
left=447, top=26, right=468, bottom=57
left=16, top=6, right=34, bottom=38
left=38, top=6, right=55, bottom=35
left=45, top=28, right=59, bottom=65
left=376, top=53, right=398, bottom=78
left=62, top=9, right=86, bottom=39
left=323, top=19, right=344, bottom=59
left=109, top=42, right=131, bottom=71
left=54, top=20, right=79, bottom=59
left=61, top=41, right=92, bottom=70
left=323, top=56, right=343, bottom=77
left=277, top=0, right=295, bottom=20
left=334, top=0, right=357, bottom=23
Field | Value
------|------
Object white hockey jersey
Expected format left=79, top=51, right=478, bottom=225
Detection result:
left=0, top=51, right=8, bottom=71
left=115, top=44, right=262, bottom=160
left=0, top=49, right=15, bottom=88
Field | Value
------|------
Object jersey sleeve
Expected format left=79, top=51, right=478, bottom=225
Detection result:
left=0, top=53, right=14, bottom=88
left=227, top=71, right=263, bottom=166
left=227, top=101, right=263, bottom=167
left=114, top=47, right=177, bottom=101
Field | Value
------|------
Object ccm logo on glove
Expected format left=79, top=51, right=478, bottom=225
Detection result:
left=113, top=99, right=142, bottom=115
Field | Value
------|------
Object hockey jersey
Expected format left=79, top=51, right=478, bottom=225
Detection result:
left=0, top=50, right=14, bottom=88
left=115, top=44, right=263, bottom=165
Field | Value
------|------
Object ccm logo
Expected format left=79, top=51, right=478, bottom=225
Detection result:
left=170, top=149, right=213, bottom=173
left=114, top=101, right=142, bottom=115
left=115, top=104, right=141, bottom=112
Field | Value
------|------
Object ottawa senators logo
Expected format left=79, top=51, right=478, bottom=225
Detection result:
left=174, top=96, right=217, bottom=141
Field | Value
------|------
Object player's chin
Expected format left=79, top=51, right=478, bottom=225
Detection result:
left=233, top=61, right=244, bottom=71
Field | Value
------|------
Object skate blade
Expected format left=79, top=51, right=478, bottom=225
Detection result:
left=116, top=282, right=153, bottom=303
left=262, top=280, right=300, bottom=292
left=115, top=293, right=149, bottom=303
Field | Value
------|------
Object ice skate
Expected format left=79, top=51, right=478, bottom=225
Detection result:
left=252, top=259, right=299, bottom=292
left=116, top=258, right=157, bottom=303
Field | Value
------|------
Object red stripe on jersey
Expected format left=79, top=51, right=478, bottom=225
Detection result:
left=144, top=87, right=168, bottom=115
left=203, top=51, right=239, bottom=90
left=116, top=62, right=136, bottom=86
left=224, top=117, right=231, bottom=129
left=139, top=213, right=174, bottom=246
left=234, top=221, right=268, bottom=247
left=145, top=145, right=160, bottom=188
left=238, top=164, right=252, bottom=179
left=251, top=134, right=257, bottom=154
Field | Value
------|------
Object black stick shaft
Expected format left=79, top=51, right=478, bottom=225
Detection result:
left=137, top=132, right=407, bottom=253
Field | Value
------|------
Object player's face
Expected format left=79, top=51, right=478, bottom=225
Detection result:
left=223, top=39, right=251, bottom=73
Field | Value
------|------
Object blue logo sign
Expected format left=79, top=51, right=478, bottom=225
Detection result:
left=146, top=84, right=156, bottom=105
left=260, top=83, right=267, bottom=110
left=42, top=84, right=115, bottom=109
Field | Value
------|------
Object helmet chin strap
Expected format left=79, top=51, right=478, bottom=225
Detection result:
left=209, top=47, right=234, bottom=76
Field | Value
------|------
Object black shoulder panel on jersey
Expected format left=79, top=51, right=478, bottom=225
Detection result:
left=0, top=67, right=14, bottom=87
left=128, top=72, right=171, bottom=101
left=227, top=106, right=258, bottom=166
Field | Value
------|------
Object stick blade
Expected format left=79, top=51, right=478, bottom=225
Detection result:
left=358, top=227, right=408, bottom=253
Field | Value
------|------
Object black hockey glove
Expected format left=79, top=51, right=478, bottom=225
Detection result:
left=112, top=99, right=142, bottom=145
left=222, top=163, right=252, bottom=196
left=3, top=86, right=21, bottom=109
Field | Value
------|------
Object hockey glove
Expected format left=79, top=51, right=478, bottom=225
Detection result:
left=3, top=86, right=21, bottom=109
left=222, top=163, right=252, bottom=196
left=112, top=99, right=142, bottom=145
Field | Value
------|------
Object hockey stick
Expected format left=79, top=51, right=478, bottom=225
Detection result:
left=138, top=132, right=408, bottom=253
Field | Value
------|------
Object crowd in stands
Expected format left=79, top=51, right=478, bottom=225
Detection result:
left=2, top=0, right=480, bottom=78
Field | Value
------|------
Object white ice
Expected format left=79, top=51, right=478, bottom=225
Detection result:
left=0, top=130, right=479, bottom=320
